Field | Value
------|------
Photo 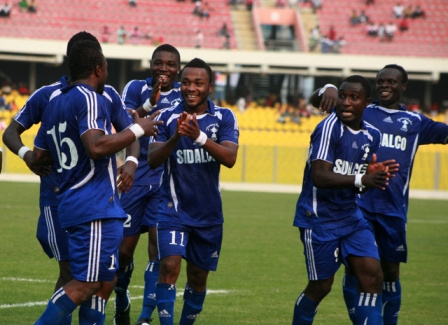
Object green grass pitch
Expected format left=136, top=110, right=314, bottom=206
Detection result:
left=0, top=181, right=447, bottom=324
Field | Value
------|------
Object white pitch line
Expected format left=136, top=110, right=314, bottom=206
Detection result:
left=0, top=278, right=231, bottom=310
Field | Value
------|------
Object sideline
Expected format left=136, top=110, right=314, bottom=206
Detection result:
left=1, top=173, right=447, bottom=200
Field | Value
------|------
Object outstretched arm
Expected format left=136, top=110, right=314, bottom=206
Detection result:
left=309, top=84, right=338, bottom=114
left=3, top=119, right=51, bottom=176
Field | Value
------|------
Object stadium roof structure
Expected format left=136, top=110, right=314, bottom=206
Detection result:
left=1, top=36, right=447, bottom=82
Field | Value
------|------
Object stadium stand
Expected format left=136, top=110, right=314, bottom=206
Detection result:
left=314, top=0, right=448, bottom=57
left=0, top=0, right=236, bottom=49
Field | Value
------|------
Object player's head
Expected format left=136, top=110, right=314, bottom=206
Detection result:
left=376, top=64, right=407, bottom=109
left=180, top=58, right=214, bottom=111
left=68, top=40, right=107, bottom=94
left=66, top=31, right=101, bottom=57
left=150, top=44, right=181, bottom=91
left=336, top=75, right=372, bottom=129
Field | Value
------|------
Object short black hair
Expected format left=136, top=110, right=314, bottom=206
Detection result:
left=66, top=31, right=101, bottom=57
left=182, top=58, right=213, bottom=84
left=151, top=44, right=181, bottom=66
left=341, top=75, right=372, bottom=97
left=68, top=40, right=105, bottom=81
left=379, top=64, right=408, bottom=83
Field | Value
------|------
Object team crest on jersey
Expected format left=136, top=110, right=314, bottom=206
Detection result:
left=171, top=98, right=181, bottom=107
left=205, top=123, right=219, bottom=141
left=397, top=117, right=412, bottom=132
left=361, top=143, right=371, bottom=161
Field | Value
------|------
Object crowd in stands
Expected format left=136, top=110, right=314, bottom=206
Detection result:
left=349, top=1, right=426, bottom=42
left=309, top=24, right=346, bottom=54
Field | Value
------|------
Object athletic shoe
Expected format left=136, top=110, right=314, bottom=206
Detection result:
left=135, top=318, right=152, bottom=325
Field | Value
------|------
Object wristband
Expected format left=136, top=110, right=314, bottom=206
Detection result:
left=142, top=98, right=157, bottom=112
left=354, top=174, right=366, bottom=190
left=18, top=146, right=31, bottom=160
left=194, top=131, right=207, bottom=146
left=125, top=156, right=139, bottom=165
left=318, top=84, right=337, bottom=96
left=129, top=124, right=145, bottom=139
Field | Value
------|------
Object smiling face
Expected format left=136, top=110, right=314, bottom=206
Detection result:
left=150, top=50, right=180, bottom=91
left=376, top=67, right=407, bottom=109
left=180, top=67, right=213, bottom=113
left=336, top=81, right=371, bottom=130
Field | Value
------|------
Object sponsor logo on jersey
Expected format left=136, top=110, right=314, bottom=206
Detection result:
left=176, top=148, right=216, bottom=164
left=381, top=133, right=407, bottom=151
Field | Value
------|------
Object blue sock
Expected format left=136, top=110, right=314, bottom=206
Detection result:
left=292, top=292, right=318, bottom=325
left=355, top=292, right=382, bottom=325
left=79, top=295, right=106, bottom=325
left=383, top=280, right=401, bottom=325
left=180, top=283, right=206, bottom=325
left=342, top=273, right=358, bottom=324
left=114, top=260, right=134, bottom=312
left=35, top=288, right=77, bottom=325
left=138, top=261, right=159, bottom=320
left=157, top=283, right=176, bottom=325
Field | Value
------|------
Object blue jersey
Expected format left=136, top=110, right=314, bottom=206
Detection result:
left=122, top=78, right=181, bottom=185
left=15, top=77, right=131, bottom=208
left=152, top=100, right=239, bottom=226
left=34, top=84, right=130, bottom=228
left=358, top=103, right=448, bottom=220
left=14, top=76, right=69, bottom=207
left=294, top=112, right=381, bottom=230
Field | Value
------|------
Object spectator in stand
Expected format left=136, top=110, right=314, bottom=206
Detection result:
left=320, top=34, right=333, bottom=54
left=366, top=20, right=379, bottom=36
left=311, top=0, right=322, bottom=13
left=377, top=22, right=386, bottom=41
left=246, top=0, right=253, bottom=11
left=309, top=25, right=321, bottom=51
left=411, top=5, right=425, bottom=19
left=130, top=26, right=141, bottom=45
left=193, top=0, right=202, bottom=15
left=117, top=26, right=127, bottom=45
left=399, top=17, right=409, bottom=32
left=199, top=1, right=210, bottom=20
left=18, top=0, right=27, bottom=12
left=332, top=36, right=346, bottom=54
left=219, top=22, right=230, bottom=38
left=385, top=21, right=397, bottom=41
left=327, top=25, right=337, bottom=42
left=101, top=25, right=111, bottom=43
left=28, top=0, right=37, bottom=13
left=349, top=9, right=360, bottom=26
left=194, top=28, right=204, bottom=48
left=403, top=5, right=413, bottom=18
left=0, top=2, right=12, bottom=17
left=393, top=2, right=404, bottom=18
left=358, top=10, right=369, bottom=24
left=365, top=0, right=374, bottom=5
left=128, top=0, right=137, bottom=6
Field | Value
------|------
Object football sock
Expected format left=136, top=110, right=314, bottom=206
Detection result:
left=35, top=288, right=77, bottom=325
left=180, top=283, right=206, bottom=325
left=156, top=283, right=176, bottom=325
left=114, top=260, right=134, bottom=311
left=138, top=260, right=159, bottom=320
left=78, top=295, right=106, bottom=325
left=355, top=292, right=382, bottom=325
left=342, top=273, right=358, bottom=324
left=382, top=280, right=401, bottom=325
left=292, top=292, right=318, bottom=325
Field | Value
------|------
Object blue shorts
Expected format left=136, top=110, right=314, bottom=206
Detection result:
left=157, top=222, right=222, bottom=271
left=66, top=219, right=124, bottom=282
left=361, top=207, right=407, bottom=263
left=299, top=218, right=379, bottom=280
left=36, top=206, right=69, bottom=261
left=119, top=184, right=159, bottom=236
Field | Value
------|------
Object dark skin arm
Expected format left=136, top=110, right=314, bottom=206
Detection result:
left=309, top=86, right=338, bottom=114
left=136, top=77, right=164, bottom=118
left=148, top=112, right=238, bottom=169
left=3, top=119, right=52, bottom=176
left=312, top=159, right=391, bottom=191
left=116, top=139, right=140, bottom=193
left=82, top=110, right=162, bottom=160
